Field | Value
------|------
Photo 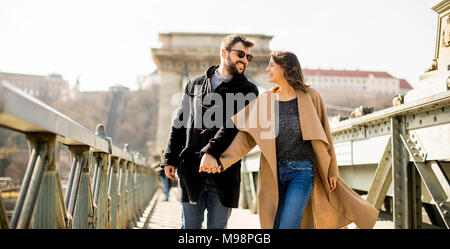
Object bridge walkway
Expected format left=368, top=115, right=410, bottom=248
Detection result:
left=146, top=188, right=260, bottom=229
left=143, top=187, right=400, bottom=229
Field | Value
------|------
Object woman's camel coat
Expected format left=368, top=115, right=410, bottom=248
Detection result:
left=218, top=86, right=379, bottom=229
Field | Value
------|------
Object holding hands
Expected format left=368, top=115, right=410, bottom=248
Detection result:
left=198, top=152, right=336, bottom=192
left=199, top=153, right=222, bottom=174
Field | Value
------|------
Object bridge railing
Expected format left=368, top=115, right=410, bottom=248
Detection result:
left=0, top=81, right=158, bottom=229
left=330, top=90, right=450, bottom=229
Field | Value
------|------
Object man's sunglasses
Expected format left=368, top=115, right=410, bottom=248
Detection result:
left=227, top=49, right=253, bottom=62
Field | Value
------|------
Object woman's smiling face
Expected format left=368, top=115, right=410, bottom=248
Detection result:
left=265, top=57, right=285, bottom=83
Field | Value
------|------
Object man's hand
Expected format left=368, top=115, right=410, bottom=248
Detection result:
left=329, top=176, right=337, bottom=192
left=199, top=153, right=221, bottom=174
left=164, top=165, right=177, bottom=180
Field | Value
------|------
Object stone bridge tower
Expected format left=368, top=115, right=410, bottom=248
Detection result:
left=405, top=0, right=450, bottom=102
left=151, top=32, right=273, bottom=151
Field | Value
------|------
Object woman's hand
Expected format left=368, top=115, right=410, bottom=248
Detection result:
left=329, top=176, right=337, bottom=191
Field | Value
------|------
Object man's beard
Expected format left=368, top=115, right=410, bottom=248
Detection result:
left=225, top=56, right=246, bottom=75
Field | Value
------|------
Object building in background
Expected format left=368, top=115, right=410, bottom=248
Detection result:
left=303, top=69, right=412, bottom=95
left=303, top=68, right=413, bottom=116
left=0, top=71, right=70, bottom=103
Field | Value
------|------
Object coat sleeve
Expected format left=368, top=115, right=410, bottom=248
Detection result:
left=200, top=126, right=239, bottom=159
left=314, top=91, right=339, bottom=179
left=160, top=82, right=191, bottom=168
left=218, top=131, right=257, bottom=171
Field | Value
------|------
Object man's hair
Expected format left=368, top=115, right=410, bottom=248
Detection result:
left=221, top=34, right=255, bottom=50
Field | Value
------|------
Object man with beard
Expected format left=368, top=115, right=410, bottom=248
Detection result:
left=161, top=34, right=259, bottom=229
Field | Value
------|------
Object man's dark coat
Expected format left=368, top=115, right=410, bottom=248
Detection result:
left=161, top=65, right=259, bottom=208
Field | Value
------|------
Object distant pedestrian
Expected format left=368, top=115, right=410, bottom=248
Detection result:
left=156, top=150, right=171, bottom=201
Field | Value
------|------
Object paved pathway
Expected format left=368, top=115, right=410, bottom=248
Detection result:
left=146, top=188, right=183, bottom=229
left=146, top=187, right=406, bottom=229
left=146, top=187, right=260, bottom=229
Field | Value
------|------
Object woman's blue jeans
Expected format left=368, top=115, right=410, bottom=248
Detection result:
left=273, top=160, right=315, bottom=229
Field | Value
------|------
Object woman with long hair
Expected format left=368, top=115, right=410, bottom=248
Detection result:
left=199, top=50, right=379, bottom=229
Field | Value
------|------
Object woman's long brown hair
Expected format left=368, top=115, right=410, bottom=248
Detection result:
left=271, top=50, right=308, bottom=93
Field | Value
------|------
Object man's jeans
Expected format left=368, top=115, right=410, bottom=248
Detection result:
left=273, top=160, right=315, bottom=229
left=181, top=183, right=232, bottom=229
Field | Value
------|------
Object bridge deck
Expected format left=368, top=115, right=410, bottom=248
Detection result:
left=146, top=188, right=260, bottom=229
left=145, top=187, right=397, bottom=229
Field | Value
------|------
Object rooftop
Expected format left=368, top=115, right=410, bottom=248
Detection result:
left=303, top=68, right=395, bottom=78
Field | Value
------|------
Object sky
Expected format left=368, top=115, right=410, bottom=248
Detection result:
left=0, top=0, right=439, bottom=92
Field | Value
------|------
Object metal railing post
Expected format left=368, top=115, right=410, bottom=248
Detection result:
left=9, top=139, right=38, bottom=228
left=11, top=133, right=53, bottom=229
left=92, top=152, right=110, bottom=228
left=109, top=157, right=119, bottom=228
left=118, top=159, right=127, bottom=228
left=67, top=145, right=90, bottom=228
left=391, top=115, right=421, bottom=228
left=32, top=137, right=68, bottom=228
